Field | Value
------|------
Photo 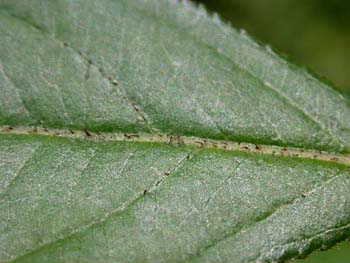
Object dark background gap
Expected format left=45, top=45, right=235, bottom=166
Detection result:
left=192, top=0, right=350, bottom=95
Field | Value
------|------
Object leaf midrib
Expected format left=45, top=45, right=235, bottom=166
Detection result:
left=1, top=126, right=349, bottom=166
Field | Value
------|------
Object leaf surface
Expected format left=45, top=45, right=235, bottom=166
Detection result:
left=0, top=0, right=349, bottom=262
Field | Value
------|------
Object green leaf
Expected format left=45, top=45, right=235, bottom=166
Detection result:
left=0, top=1, right=349, bottom=262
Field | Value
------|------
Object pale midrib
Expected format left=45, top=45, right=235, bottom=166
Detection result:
left=1, top=126, right=349, bottom=166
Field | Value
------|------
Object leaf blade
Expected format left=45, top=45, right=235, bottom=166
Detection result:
left=0, top=0, right=350, bottom=262
left=1, top=134, right=349, bottom=263
left=1, top=0, right=350, bottom=151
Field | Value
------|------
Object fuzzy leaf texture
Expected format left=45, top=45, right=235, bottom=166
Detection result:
left=0, top=0, right=350, bottom=262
